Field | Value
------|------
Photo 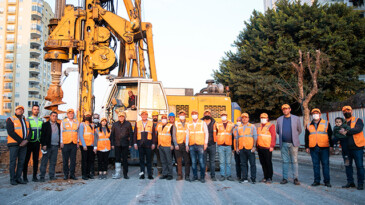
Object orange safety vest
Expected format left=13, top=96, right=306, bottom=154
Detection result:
left=157, top=123, right=173, bottom=147
left=7, top=116, right=30, bottom=144
left=62, top=119, right=79, bottom=144
left=234, top=123, right=255, bottom=150
left=216, top=121, right=234, bottom=146
left=96, top=129, right=111, bottom=151
left=257, top=122, right=273, bottom=148
left=188, top=120, right=205, bottom=146
left=307, top=119, right=329, bottom=148
left=350, top=116, right=365, bottom=147
left=175, top=120, right=187, bottom=144
left=136, top=120, right=153, bottom=140
left=79, top=122, right=94, bottom=146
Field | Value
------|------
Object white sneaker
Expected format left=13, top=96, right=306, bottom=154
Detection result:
left=243, top=180, right=249, bottom=183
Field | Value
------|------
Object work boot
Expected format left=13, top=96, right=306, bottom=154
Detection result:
left=260, top=178, right=267, bottom=183
left=167, top=175, right=173, bottom=180
left=342, top=183, right=356, bottom=188
left=251, top=178, right=256, bottom=184
left=10, top=180, right=17, bottom=185
left=211, top=176, right=217, bottom=181
left=325, top=182, right=332, bottom=188
left=185, top=176, right=191, bottom=182
left=227, top=176, right=234, bottom=181
left=176, top=176, right=183, bottom=181
left=219, top=176, right=226, bottom=181
left=311, top=182, right=320, bottom=186
left=88, top=174, right=94, bottom=179
left=160, top=175, right=168, bottom=179
left=357, top=184, right=364, bottom=190
left=82, top=175, right=89, bottom=180
left=148, top=175, right=154, bottom=180
left=139, top=174, right=145, bottom=179
left=98, top=174, right=103, bottom=180
left=32, top=176, right=39, bottom=182
left=70, top=175, right=78, bottom=180
left=294, top=178, right=300, bottom=185
left=16, top=178, right=26, bottom=184
left=200, top=179, right=206, bottom=183
left=124, top=175, right=130, bottom=179
left=39, top=177, right=45, bottom=182
left=266, top=178, right=272, bottom=184
left=112, top=163, right=122, bottom=179
left=23, top=177, right=28, bottom=183
left=280, top=179, right=288, bottom=184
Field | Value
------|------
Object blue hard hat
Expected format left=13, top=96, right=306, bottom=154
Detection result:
left=168, top=112, right=175, bottom=117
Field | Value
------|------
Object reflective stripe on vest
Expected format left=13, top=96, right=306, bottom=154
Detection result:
left=157, top=123, right=173, bottom=147
left=28, top=116, right=42, bottom=142
left=257, top=122, right=272, bottom=148
left=137, top=120, right=153, bottom=140
left=307, top=119, right=329, bottom=148
left=62, top=119, right=78, bottom=144
left=79, top=122, right=94, bottom=146
left=96, top=129, right=111, bottom=151
left=175, top=121, right=187, bottom=144
left=216, top=121, right=234, bottom=146
left=188, top=120, right=205, bottom=146
left=234, top=123, right=254, bottom=150
left=7, top=116, right=30, bottom=144
left=350, top=117, right=365, bottom=147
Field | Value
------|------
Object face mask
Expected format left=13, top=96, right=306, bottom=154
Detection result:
left=236, top=122, right=242, bottom=126
left=221, top=116, right=227, bottom=121
left=93, top=119, right=100, bottom=123
left=344, top=112, right=352, bottom=119
left=312, top=114, right=320, bottom=120
left=203, top=116, right=210, bottom=120
left=153, top=119, right=158, bottom=122
left=260, top=119, right=268, bottom=124
left=161, top=119, right=167, bottom=124
left=192, top=115, right=198, bottom=120
left=179, top=116, right=185, bottom=120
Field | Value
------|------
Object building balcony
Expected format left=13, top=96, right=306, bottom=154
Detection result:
left=31, top=10, right=42, bottom=20
left=29, top=76, right=41, bottom=84
left=28, top=95, right=40, bottom=101
left=30, top=57, right=40, bottom=65
left=30, top=48, right=41, bottom=56
left=3, top=108, right=11, bottom=113
left=29, top=86, right=40, bottom=93
left=30, top=27, right=41, bottom=38
left=30, top=38, right=41, bottom=46
left=4, top=87, right=12, bottom=92
left=6, top=38, right=15, bottom=43
left=2, top=97, right=12, bottom=102
left=29, top=67, right=40, bottom=74
left=3, top=77, right=13, bottom=82
left=8, top=0, right=17, bottom=5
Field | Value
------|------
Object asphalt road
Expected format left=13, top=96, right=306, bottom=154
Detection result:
left=0, top=152, right=364, bottom=205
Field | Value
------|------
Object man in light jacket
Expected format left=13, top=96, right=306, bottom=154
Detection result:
left=276, top=104, right=302, bottom=185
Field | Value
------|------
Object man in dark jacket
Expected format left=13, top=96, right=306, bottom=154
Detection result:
left=39, top=111, right=60, bottom=182
left=110, top=111, right=133, bottom=179
left=202, top=109, right=217, bottom=181
left=6, top=105, right=30, bottom=185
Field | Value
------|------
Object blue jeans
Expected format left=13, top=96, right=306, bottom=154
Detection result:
left=189, top=145, right=205, bottom=179
left=218, top=145, right=232, bottom=177
left=345, top=149, right=364, bottom=185
left=310, top=146, right=330, bottom=183
left=281, top=142, right=299, bottom=180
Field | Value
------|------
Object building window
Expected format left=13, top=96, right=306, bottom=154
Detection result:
left=16, top=72, right=20, bottom=77
left=6, top=34, right=14, bottom=41
left=5, top=53, right=14, bottom=60
left=7, top=6, right=16, bottom=13
left=7, top=25, right=15, bottom=31
left=15, top=102, right=19, bottom=107
left=4, top=83, right=12, bottom=89
left=6, top=43, right=14, bottom=51
left=5, top=63, right=13, bottom=70
left=15, top=92, right=19, bottom=98
left=3, top=103, right=12, bottom=110
left=7, top=15, right=15, bottom=22
left=15, top=82, right=19, bottom=87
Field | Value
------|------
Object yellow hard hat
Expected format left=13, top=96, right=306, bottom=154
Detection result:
left=152, top=111, right=159, bottom=116
left=260, top=113, right=268, bottom=118
left=241, top=113, right=249, bottom=118
left=311, top=108, right=321, bottom=114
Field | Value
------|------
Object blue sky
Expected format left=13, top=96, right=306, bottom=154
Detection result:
left=45, top=0, right=264, bottom=113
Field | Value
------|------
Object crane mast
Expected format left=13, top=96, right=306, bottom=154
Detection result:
left=44, top=0, right=157, bottom=120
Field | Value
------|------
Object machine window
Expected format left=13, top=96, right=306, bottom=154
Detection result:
left=139, top=83, right=167, bottom=110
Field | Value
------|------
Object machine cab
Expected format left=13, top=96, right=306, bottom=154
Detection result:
left=101, top=78, right=169, bottom=125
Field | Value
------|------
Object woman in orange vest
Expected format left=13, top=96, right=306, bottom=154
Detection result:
left=340, top=106, right=365, bottom=190
left=257, top=113, right=276, bottom=184
left=78, top=112, right=95, bottom=180
left=94, top=118, right=111, bottom=179
left=304, top=108, right=333, bottom=188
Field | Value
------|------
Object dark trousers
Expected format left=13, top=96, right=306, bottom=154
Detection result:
left=175, top=143, right=191, bottom=178
left=62, top=143, right=77, bottom=177
left=23, top=142, right=40, bottom=179
left=310, top=146, right=330, bottom=183
left=9, top=146, right=27, bottom=181
left=190, top=145, right=205, bottom=179
left=204, top=144, right=216, bottom=177
left=115, top=146, right=129, bottom=176
left=234, top=152, right=242, bottom=179
left=159, top=146, right=173, bottom=176
left=139, top=147, right=152, bottom=176
left=258, top=148, right=273, bottom=180
left=40, top=145, right=59, bottom=178
left=97, top=151, right=110, bottom=172
left=240, top=148, right=256, bottom=180
left=345, top=149, right=364, bottom=185
left=80, top=146, right=95, bottom=177
left=151, top=147, right=162, bottom=174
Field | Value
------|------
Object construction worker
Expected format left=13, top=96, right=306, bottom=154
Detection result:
left=234, top=113, right=257, bottom=184
left=78, top=112, right=95, bottom=180
left=93, top=113, right=101, bottom=129
left=202, top=109, right=217, bottom=181
left=111, top=111, right=133, bottom=179
left=94, top=118, right=111, bottom=179
left=233, top=117, right=242, bottom=181
left=23, top=105, right=43, bottom=182
left=151, top=111, right=162, bottom=175
left=340, top=106, right=365, bottom=190
left=173, top=110, right=191, bottom=181
left=186, top=110, right=209, bottom=183
left=39, top=111, right=60, bottom=182
left=305, top=108, right=333, bottom=187
left=157, top=114, right=174, bottom=180
left=6, top=105, right=30, bottom=185
left=214, top=111, right=234, bottom=181
left=134, top=110, right=155, bottom=180
left=276, top=104, right=302, bottom=185
left=257, top=113, right=276, bottom=184
left=61, top=108, right=79, bottom=180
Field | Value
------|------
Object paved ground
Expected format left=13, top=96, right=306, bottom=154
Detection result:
left=0, top=150, right=364, bottom=205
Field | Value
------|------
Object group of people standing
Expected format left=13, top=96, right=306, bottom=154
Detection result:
left=5, top=103, right=365, bottom=190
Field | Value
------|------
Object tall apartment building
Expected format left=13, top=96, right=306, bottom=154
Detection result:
left=0, top=0, right=54, bottom=117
